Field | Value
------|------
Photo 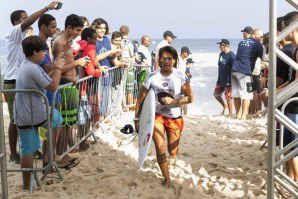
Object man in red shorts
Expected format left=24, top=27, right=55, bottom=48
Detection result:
left=214, top=39, right=235, bottom=116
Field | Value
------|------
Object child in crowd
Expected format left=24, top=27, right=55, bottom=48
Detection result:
left=76, top=27, right=102, bottom=151
left=14, top=36, right=64, bottom=190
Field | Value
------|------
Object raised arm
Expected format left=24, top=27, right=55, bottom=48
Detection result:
left=21, top=1, right=60, bottom=32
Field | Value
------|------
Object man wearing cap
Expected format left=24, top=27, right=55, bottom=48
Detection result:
left=181, top=57, right=194, bottom=115
left=154, top=30, right=177, bottom=70
left=177, top=46, right=191, bottom=115
left=231, top=26, right=264, bottom=120
left=214, top=39, right=235, bottom=116
left=186, top=58, right=194, bottom=81
left=177, top=46, right=191, bottom=75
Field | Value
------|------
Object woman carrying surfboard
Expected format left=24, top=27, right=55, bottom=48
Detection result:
left=134, top=46, right=193, bottom=187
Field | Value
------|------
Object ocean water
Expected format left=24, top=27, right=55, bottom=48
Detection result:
left=0, top=39, right=241, bottom=115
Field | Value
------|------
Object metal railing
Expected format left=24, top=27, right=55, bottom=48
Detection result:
left=1, top=88, right=55, bottom=194
left=0, top=72, right=8, bottom=199
left=122, top=65, right=153, bottom=111
left=48, top=65, right=132, bottom=161
left=268, top=1, right=298, bottom=198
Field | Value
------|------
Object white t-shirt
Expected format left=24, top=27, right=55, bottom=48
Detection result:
left=252, top=58, right=261, bottom=75
left=155, top=40, right=169, bottom=64
left=4, top=24, right=27, bottom=80
left=177, top=56, right=187, bottom=75
left=138, top=44, right=152, bottom=66
left=143, top=68, right=188, bottom=118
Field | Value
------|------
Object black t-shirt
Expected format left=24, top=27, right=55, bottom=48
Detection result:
left=276, top=43, right=295, bottom=83
left=285, top=47, right=298, bottom=114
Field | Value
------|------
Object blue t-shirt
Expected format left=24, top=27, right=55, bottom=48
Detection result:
left=217, top=51, right=236, bottom=86
left=232, top=38, right=264, bottom=75
left=96, top=36, right=112, bottom=67
left=96, top=36, right=112, bottom=85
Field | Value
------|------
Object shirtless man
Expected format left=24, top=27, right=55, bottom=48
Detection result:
left=52, top=14, right=88, bottom=167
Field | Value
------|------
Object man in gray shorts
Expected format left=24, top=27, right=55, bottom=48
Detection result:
left=231, top=26, right=264, bottom=119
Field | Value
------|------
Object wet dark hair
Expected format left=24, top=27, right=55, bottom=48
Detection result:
left=10, top=10, right=26, bottom=25
left=158, top=46, right=178, bottom=68
left=65, top=14, right=84, bottom=29
left=38, top=14, right=56, bottom=30
left=92, top=18, right=110, bottom=35
left=81, top=28, right=96, bottom=41
left=283, top=11, right=298, bottom=28
left=22, top=36, right=48, bottom=57
left=111, top=31, right=123, bottom=40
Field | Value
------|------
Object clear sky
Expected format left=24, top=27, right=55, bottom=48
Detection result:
left=0, top=0, right=295, bottom=40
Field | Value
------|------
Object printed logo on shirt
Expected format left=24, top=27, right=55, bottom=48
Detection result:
left=162, top=82, right=168, bottom=87
left=98, top=47, right=108, bottom=55
left=219, top=56, right=227, bottom=65
left=240, top=39, right=255, bottom=47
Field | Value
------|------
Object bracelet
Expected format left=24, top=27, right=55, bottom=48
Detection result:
left=133, top=118, right=139, bottom=121
left=45, top=5, right=50, bottom=12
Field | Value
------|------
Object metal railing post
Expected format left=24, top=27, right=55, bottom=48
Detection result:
left=0, top=69, right=8, bottom=199
left=267, top=0, right=277, bottom=197
left=268, top=0, right=298, bottom=198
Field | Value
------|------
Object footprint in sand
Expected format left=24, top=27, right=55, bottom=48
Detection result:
left=210, top=153, right=218, bottom=158
left=208, top=162, right=218, bottom=168
left=95, top=167, right=104, bottom=173
left=101, top=173, right=116, bottom=179
left=182, top=152, right=191, bottom=157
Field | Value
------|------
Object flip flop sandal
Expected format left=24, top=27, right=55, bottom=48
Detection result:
left=64, top=161, right=80, bottom=170
left=69, top=157, right=79, bottom=164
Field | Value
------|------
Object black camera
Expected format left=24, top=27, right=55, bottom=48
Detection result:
left=246, top=82, right=253, bottom=93
left=54, top=2, right=63, bottom=10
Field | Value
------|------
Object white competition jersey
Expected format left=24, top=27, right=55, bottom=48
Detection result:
left=143, top=68, right=188, bottom=118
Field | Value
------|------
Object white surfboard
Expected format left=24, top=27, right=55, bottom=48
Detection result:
left=138, top=89, right=155, bottom=173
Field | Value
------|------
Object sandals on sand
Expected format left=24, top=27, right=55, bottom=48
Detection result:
left=58, top=158, right=80, bottom=170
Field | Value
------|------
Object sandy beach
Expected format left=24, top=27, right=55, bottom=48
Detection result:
left=2, top=102, right=273, bottom=199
